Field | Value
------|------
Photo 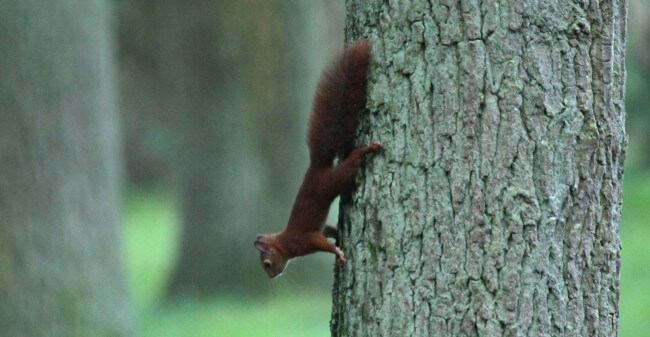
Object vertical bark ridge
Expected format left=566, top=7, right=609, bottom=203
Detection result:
left=333, top=1, right=627, bottom=336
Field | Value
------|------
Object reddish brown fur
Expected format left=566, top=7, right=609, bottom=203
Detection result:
left=254, top=41, right=381, bottom=278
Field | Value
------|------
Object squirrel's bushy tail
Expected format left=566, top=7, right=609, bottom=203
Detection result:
left=308, top=40, right=370, bottom=169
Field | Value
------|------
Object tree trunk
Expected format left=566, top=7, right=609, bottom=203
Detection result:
left=116, top=0, right=179, bottom=186
left=0, top=1, right=132, bottom=336
left=333, top=1, right=627, bottom=336
left=627, top=0, right=650, bottom=168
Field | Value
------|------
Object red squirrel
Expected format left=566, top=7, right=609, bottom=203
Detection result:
left=254, top=40, right=381, bottom=278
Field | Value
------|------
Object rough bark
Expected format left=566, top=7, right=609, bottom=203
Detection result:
left=0, top=1, right=132, bottom=336
left=333, top=1, right=627, bottom=337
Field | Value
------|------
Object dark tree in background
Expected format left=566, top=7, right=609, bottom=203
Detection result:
left=629, top=0, right=650, bottom=76
left=164, top=0, right=266, bottom=293
left=333, top=1, right=627, bottom=336
left=628, top=0, right=650, bottom=167
left=116, top=0, right=179, bottom=186
left=242, top=1, right=322, bottom=229
left=0, top=1, right=132, bottom=336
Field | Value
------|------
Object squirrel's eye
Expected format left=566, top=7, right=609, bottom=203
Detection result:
left=263, top=260, right=272, bottom=268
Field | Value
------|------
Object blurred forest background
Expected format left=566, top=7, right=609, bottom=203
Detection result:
left=1, top=0, right=649, bottom=336
left=115, top=1, right=344, bottom=336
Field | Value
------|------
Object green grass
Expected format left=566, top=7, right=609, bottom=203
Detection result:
left=122, top=189, right=180, bottom=311
left=138, top=294, right=330, bottom=337
left=122, top=170, right=650, bottom=336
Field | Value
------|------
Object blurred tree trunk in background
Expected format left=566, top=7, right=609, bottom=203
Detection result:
left=242, top=2, right=318, bottom=229
left=629, top=0, right=650, bottom=76
left=116, top=0, right=178, bottom=186
left=164, top=0, right=343, bottom=295
left=332, top=1, right=627, bottom=336
left=628, top=0, right=650, bottom=167
left=0, top=1, right=132, bottom=336
left=164, top=0, right=263, bottom=294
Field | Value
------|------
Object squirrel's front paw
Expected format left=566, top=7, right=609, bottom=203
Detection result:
left=335, top=247, right=346, bottom=265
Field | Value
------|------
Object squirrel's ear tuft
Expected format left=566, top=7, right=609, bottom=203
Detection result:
left=254, top=240, right=269, bottom=253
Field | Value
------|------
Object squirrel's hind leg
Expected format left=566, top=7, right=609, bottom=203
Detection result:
left=323, top=225, right=338, bottom=239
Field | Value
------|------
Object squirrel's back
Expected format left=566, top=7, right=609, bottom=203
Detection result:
left=307, top=41, right=370, bottom=169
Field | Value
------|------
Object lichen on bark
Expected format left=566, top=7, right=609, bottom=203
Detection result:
left=333, top=1, right=627, bottom=336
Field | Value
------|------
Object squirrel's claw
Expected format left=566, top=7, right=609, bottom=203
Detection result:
left=335, top=247, right=346, bottom=265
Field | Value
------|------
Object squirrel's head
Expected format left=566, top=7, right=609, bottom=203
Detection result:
left=254, top=234, right=288, bottom=278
